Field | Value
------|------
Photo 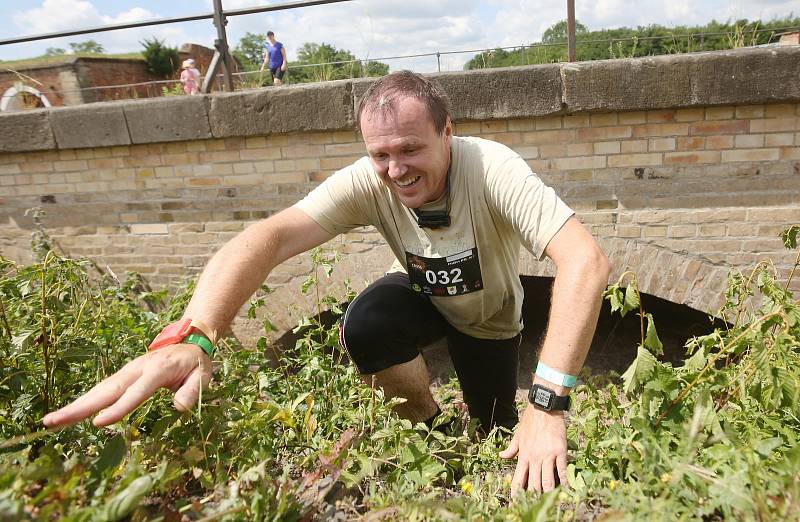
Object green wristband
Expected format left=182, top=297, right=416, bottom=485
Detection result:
left=535, top=361, right=577, bottom=388
left=184, top=332, right=214, bottom=357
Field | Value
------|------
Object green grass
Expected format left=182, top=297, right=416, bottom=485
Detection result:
left=0, top=52, right=144, bottom=70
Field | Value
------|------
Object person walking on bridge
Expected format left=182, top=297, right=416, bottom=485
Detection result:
left=43, top=71, right=610, bottom=496
left=259, top=30, right=287, bottom=86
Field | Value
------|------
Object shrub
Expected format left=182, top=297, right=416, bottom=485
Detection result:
left=140, top=38, right=180, bottom=77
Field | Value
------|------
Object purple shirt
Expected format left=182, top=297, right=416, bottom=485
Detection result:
left=266, top=41, right=284, bottom=69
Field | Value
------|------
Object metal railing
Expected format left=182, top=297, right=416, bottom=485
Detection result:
left=1, top=3, right=797, bottom=108
left=0, top=0, right=354, bottom=46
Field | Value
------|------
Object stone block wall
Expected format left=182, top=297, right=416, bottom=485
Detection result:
left=1, top=46, right=799, bottom=339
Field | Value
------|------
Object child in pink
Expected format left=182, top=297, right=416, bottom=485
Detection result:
left=180, top=58, right=201, bottom=95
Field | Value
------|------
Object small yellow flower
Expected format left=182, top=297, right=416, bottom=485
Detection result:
left=459, top=479, right=474, bottom=495
left=609, top=480, right=617, bottom=491
left=660, top=472, right=671, bottom=483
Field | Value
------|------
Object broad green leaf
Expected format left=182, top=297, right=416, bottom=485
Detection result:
left=22, top=447, right=63, bottom=481
left=271, top=409, right=296, bottom=428
left=98, top=475, right=154, bottom=522
left=623, top=285, right=640, bottom=317
left=301, top=275, right=315, bottom=294
left=680, top=347, right=707, bottom=374
left=621, top=345, right=658, bottom=395
left=780, top=224, right=799, bottom=249
left=754, top=437, right=783, bottom=457
left=604, top=285, right=624, bottom=315
left=644, top=313, right=663, bottom=356
left=94, top=434, right=126, bottom=475
left=10, top=329, right=35, bottom=351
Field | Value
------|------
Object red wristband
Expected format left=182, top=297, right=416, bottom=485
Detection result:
left=149, top=318, right=217, bottom=351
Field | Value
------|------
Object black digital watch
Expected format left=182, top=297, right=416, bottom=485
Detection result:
left=528, top=384, right=571, bottom=411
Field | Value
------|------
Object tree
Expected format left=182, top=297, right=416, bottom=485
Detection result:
left=69, top=40, right=105, bottom=54
left=233, top=32, right=269, bottom=71
left=290, top=42, right=388, bottom=85
left=542, top=19, right=589, bottom=43
left=464, top=15, right=800, bottom=70
left=45, top=47, right=66, bottom=56
left=140, top=38, right=180, bottom=77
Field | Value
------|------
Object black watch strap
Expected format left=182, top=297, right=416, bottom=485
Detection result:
left=528, top=384, right=571, bottom=411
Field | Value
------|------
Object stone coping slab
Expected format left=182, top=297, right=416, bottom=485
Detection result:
left=50, top=103, right=131, bottom=149
left=1, top=46, right=798, bottom=152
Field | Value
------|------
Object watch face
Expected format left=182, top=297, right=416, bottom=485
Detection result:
left=532, top=386, right=553, bottom=409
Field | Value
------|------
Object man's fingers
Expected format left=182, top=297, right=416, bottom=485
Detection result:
left=42, top=362, right=141, bottom=428
left=541, top=456, right=557, bottom=492
left=173, top=365, right=211, bottom=412
left=556, top=453, right=569, bottom=489
left=527, top=459, right=543, bottom=493
left=92, top=371, right=164, bottom=427
left=499, top=431, right=519, bottom=459
left=510, top=457, right=528, bottom=496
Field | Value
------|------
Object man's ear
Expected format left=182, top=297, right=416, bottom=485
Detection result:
left=444, top=118, right=453, bottom=138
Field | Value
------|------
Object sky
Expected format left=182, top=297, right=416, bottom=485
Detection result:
left=1, top=0, right=799, bottom=72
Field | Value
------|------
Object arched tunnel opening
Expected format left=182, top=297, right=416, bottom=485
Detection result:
left=274, top=275, right=728, bottom=389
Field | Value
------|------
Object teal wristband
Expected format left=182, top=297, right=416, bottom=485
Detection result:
left=184, top=332, right=214, bottom=357
left=535, top=361, right=577, bottom=388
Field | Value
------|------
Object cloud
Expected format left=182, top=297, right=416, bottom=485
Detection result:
left=592, top=0, right=626, bottom=23
left=4, top=0, right=799, bottom=66
left=107, top=7, right=157, bottom=25
left=6, top=0, right=203, bottom=59
left=220, top=0, right=487, bottom=71
left=12, top=0, right=104, bottom=34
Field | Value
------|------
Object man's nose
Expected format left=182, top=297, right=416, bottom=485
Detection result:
left=388, top=158, right=406, bottom=178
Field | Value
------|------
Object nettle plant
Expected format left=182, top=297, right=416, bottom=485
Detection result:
left=582, top=225, right=800, bottom=520
left=0, top=225, right=798, bottom=521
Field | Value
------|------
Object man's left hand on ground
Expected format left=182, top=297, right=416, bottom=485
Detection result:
left=500, top=404, right=568, bottom=495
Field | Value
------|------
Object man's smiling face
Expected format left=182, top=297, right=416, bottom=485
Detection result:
left=360, top=96, right=452, bottom=209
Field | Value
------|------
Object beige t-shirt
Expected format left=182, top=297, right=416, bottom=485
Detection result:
left=295, top=136, right=574, bottom=339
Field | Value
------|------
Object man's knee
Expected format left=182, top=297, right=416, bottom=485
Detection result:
left=340, top=279, right=428, bottom=374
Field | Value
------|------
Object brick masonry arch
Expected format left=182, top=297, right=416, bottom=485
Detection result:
left=518, top=236, right=728, bottom=317
left=596, top=237, right=729, bottom=314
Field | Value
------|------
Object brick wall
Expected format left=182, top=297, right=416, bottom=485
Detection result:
left=0, top=64, right=75, bottom=107
left=2, top=101, right=799, bottom=330
left=1, top=51, right=216, bottom=109
left=1, top=47, right=799, bottom=339
left=77, top=59, right=163, bottom=103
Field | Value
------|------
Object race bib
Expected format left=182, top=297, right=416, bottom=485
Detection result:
left=406, top=248, right=483, bottom=297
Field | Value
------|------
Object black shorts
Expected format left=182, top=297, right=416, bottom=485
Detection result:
left=340, top=272, right=520, bottom=430
left=270, top=66, right=285, bottom=80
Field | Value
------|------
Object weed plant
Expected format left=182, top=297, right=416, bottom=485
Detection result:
left=0, top=226, right=798, bottom=520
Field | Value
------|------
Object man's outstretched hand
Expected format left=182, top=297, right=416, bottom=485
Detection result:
left=500, top=404, right=568, bottom=495
left=42, top=344, right=212, bottom=428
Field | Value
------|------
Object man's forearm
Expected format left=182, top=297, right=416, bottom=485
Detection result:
left=180, top=208, right=333, bottom=338
left=536, top=249, right=610, bottom=392
left=182, top=220, right=282, bottom=337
